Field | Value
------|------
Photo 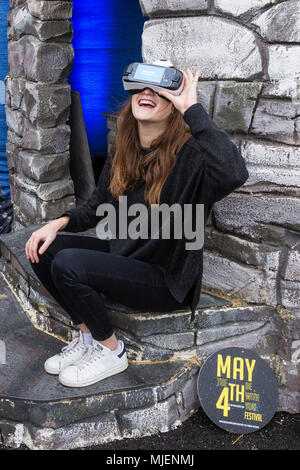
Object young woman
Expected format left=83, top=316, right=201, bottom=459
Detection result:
left=25, top=68, right=249, bottom=388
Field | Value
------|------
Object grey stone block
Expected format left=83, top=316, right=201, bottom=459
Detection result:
left=27, top=0, right=73, bottom=21
left=106, top=307, right=196, bottom=337
left=142, top=16, right=262, bottom=79
left=10, top=0, right=26, bottom=8
left=21, top=119, right=70, bottom=153
left=8, top=37, right=26, bottom=77
left=11, top=172, right=74, bottom=201
left=139, top=331, right=195, bottom=350
left=214, top=0, right=280, bottom=16
left=252, top=1, right=300, bottom=42
left=140, top=0, right=207, bottom=17
left=197, top=305, right=274, bottom=330
left=9, top=35, right=74, bottom=82
left=197, top=320, right=269, bottom=345
left=205, top=227, right=281, bottom=270
left=5, top=105, right=24, bottom=136
left=28, top=388, right=156, bottom=429
left=153, top=363, right=200, bottom=402
left=268, top=45, right=300, bottom=83
left=261, top=78, right=300, bottom=102
left=117, top=395, right=180, bottom=438
left=22, top=82, right=71, bottom=128
left=203, top=249, right=277, bottom=305
left=177, top=373, right=200, bottom=419
left=197, top=81, right=216, bottom=114
left=6, top=141, right=17, bottom=171
left=24, top=37, right=74, bottom=82
left=283, top=250, right=300, bottom=282
left=196, top=321, right=276, bottom=360
left=5, top=76, right=25, bottom=109
left=39, top=195, right=76, bottom=220
left=17, top=150, right=70, bottom=183
left=214, top=81, right=262, bottom=133
left=280, top=279, right=300, bottom=309
left=0, top=421, right=24, bottom=448
left=8, top=5, right=73, bottom=42
left=37, top=177, right=74, bottom=201
left=251, top=97, right=300, bottom=145
left=23, top=414, right=121, bottom=450
left=213, top=193, right=300, bottom=241
left=7, top=129, right=22, bottom=146
left=240, top=140, right=300, bottom=188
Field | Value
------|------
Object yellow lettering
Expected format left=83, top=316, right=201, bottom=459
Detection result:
left=245, top=402, right=257, bottom=411
left=217, top=354, right=231, bottom=379
left=216, top=387, right=231, bottom=417
left=245, top=382, right=252, bottom=391
left=244, top=412, right=262, bottom=422
left=233, top=357, right=244, bottom=381
left=217, top=378, right=228, bottom=386
left=228, top=383, right=235, bottom=401
left=245, top=358, right=256, bottom=382
left=236, top=384, right=245, bottom=402
left=228, top=383, right=245, bottom=402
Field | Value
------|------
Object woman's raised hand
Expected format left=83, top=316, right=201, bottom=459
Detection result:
left=158, top=68, right=200, bottom=115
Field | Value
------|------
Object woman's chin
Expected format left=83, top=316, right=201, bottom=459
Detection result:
left=133, top=109, right=156, bottom=122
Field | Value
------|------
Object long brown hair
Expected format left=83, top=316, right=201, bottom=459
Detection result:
left=108, top=96, right=192, bottom=205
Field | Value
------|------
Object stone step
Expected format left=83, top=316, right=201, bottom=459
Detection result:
left=0, top=224, right=234, bottom=450
left=0, top=271, right=199, bottom=450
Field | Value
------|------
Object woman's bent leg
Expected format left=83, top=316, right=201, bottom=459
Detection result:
left=50, top=247, right=185, bottom=342
left=29, top=234, right=110, bottom=326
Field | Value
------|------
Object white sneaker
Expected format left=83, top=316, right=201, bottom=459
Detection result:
left=44, top=331, right=88, bottom=375
left=58, top=340, right=128, bottom=387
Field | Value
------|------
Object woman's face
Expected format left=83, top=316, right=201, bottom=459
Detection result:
left=131, top=87, right=173, bottom=124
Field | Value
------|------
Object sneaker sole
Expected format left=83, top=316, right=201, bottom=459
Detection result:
left=44, top=365, right=60, bottom=375
left=44, top=348, right=88, bottom=375
left=58, top=360, right=129, bottom=388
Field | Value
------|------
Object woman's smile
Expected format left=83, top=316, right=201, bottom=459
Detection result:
left=131, top=87, right=172, bottom=122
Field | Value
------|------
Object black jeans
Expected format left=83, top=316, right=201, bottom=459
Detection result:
left=30, top=234, right=187, bottom=341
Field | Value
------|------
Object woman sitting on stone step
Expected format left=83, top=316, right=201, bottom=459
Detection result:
left=25, top=67, right=249, bottom=388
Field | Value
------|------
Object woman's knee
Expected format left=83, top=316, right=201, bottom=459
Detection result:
left=50, top=248, right=84, bottom=284
left=36, top=239, right=58, bottom=263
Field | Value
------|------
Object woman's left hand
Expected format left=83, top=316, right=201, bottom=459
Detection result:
left=158, top=68, right=200, bottom=115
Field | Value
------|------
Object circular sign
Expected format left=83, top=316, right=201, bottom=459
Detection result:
left=197, top=347, right=278, bottom=434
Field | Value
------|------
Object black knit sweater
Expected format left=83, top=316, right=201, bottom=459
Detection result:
left=57, top=103, right=249, bottom=322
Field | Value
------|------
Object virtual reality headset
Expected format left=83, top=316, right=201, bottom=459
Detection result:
left=122, top=60, right=184, bottom=96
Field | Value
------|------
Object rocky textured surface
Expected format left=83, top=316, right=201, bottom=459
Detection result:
left=142, top=16, right=263, bottom=79
left=0, top=267, right=200, bottom=449
left=6, top=0, right=75, bottom=228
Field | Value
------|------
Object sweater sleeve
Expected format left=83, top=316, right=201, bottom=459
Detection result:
left=183, top=103, right=249, bottom=205
left=56, top=156, right=112, bottom=233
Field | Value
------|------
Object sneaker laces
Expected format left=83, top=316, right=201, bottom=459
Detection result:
left=60, top=334, right=84, bottom=357
left=75, top=342, right=105, bottom=370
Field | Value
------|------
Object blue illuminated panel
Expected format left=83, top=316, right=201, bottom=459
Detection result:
left=0, top=0, right=9, bottom=199
left=69, top=1, right=145, bottom=157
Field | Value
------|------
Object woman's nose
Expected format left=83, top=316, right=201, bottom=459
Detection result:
left=141, top=87, right=155, bottom=95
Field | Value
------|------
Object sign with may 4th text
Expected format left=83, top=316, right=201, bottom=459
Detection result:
left=197, top=347, right=278, bottom=434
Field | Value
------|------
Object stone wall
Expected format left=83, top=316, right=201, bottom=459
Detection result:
left=5, top=0, right=76, bottom=229
left=137, top=0, right=300, bottom=411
